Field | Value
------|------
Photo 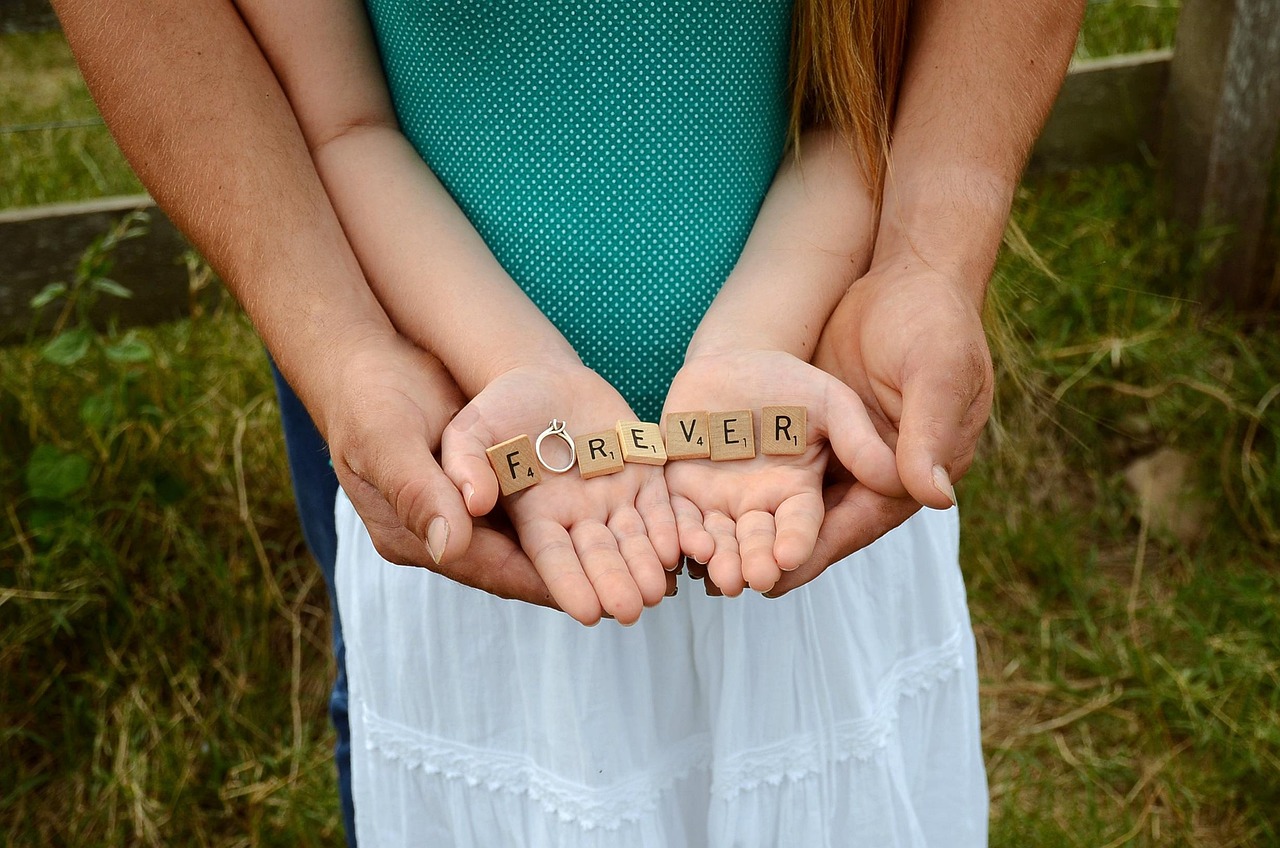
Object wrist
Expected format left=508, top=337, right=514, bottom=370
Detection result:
left=474, top=340, right=584, bottom=391
left=685, top=327, right=803, bottom=362
left=874, top=164, right=1017, bottom=305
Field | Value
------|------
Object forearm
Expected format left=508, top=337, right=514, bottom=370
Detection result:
left=687, top=128, right=876, bottom=361
left=51, top=0, right=398, bottom=419
left=312, top=127, right=581, bottom=396
left=235, top=0, right=579, bottom=398
left=874, top=0, right=1085, bottom=301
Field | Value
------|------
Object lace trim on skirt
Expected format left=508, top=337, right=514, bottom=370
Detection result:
left=711, top=625, right=965, bottom=799
left=361, top=625, right=965, bottom=830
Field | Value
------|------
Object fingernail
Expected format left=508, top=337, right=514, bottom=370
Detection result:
left=665, top=583, right=679, bottom=597
left=462, top=483, right=475, bottom=512
left=932, top=464, right=957, bottom=507
left=426, top=515, right=449, bottom=565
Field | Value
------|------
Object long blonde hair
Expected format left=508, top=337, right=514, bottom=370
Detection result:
left=788, top=0, right=911, bottom=191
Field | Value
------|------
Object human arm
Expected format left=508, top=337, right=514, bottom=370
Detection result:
left=50, top=0, right=554, bottom=603
left=662, top=129, right=903, bottom=594
left=235, top=0, right=679, bottom=624
left=769, top=0, right=1086, bottom=595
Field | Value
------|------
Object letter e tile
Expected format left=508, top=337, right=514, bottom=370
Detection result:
left=616, top=421, right=667, bottom=466
left=710, top=410, right=756, bottom=461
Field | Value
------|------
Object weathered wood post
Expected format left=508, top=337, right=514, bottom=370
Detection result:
left=0, top=0, right=57, bottom=33
left=1162, top=0, right=1280, bottom=310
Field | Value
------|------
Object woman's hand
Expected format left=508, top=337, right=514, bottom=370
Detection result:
left=442, top=363, right=680, bottom=626
left=662, top=350, right=902, bottom=596
left=768, top=259, right=994, bottom=596
left=320, top=332, right=556, bottom=607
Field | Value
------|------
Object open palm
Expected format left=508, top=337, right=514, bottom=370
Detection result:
left=441, top=363, right=679, bottom=625
left=662, top=350, right=902, bottom=595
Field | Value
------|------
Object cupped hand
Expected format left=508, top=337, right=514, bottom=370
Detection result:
left=316, top=332, right=555, bottom=608
left=441, top=363, right=680, bottom=626
left=662, top=349, right=903, bottom=596
left=767, top=259, right=994, bottom=596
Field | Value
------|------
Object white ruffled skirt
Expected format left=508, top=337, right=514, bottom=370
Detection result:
left=335, top=494, right=987, bottom=847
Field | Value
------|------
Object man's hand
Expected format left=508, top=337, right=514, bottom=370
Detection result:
left=321, top=333, right=556, bottom=609
left=767, top=258, right=993, bottom=596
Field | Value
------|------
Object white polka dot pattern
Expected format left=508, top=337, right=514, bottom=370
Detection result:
left=366, top=0, right=793, bottom=420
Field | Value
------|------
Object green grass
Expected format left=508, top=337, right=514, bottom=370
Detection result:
left=970, top=164, right=1280, bottom=846
left=0, top=297, right=342, bottom=845
left=0, top=31, right=142, bottom=207
left=1076, top=0, right=1182, bottom=60
left=7, top=2, right=1280, bottom=845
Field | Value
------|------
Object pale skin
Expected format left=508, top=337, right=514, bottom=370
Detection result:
left=665, top=131, right=904, bottom=596
left=53, top=0, right=1084, bottom=611
left=234, top=0, right=911, bottom=621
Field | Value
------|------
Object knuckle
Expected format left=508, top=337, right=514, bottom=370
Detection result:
left=390, top=475, right=440, bottom=537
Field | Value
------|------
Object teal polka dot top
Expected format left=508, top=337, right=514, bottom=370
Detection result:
left=365, top=0, right=794, bottom=421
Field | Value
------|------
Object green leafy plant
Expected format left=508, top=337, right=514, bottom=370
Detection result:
left=24, top=210, right=156, bottom=508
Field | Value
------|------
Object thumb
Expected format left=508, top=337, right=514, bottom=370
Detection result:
left=337, top=419, right=475, bottom=566
left=440, top=404, right=502, bottom=518
left=822, top=377, right=907, bottom=498
left=894, top=345, right=991, bottom=510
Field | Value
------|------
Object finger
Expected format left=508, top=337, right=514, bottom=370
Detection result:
left=438, top=527, right=559, bottom=609
left=337, top=426, right=474, bottom=566
left=736, top=509, right=781, bottom=594
left=703, top=511, right=745, bottom=597
left=570, top=522, right=644, bottom=625
left=520, top=517, right=603, bottom=625
left=895, top=341, right=993, bottom=510
left=608, top=507, right=668, bottom=608
left=766, top=484, right=920, bottom=597
left=671, top=495, right=715, bottom=566
left=339, top=469, right=438, bottom=565
left=822, top=378, right=906, bottom=499
left=440, top=412, right=501, bottom=518
left=772, top=491, right=824, bottom=571
left=343, top=475, right=557, bottom=608
left=635, top=474, right=681, bottom=570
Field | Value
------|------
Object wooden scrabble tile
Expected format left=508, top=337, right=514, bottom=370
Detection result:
left=616, top=421, right=668, bottom=466
left=761, top=405, right=807, bottom=456
left=710, top=410, right=755, bottom=461
left=574, top=429, right=626, bottom=479
left=664, top=411, right=711, bottom=460
left=486, top=434, right=541, bottom=496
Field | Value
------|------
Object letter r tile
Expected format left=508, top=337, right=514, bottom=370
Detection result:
left=761, top=405, right=807, bottom=456
left=574, top=430, right=626, bottom=479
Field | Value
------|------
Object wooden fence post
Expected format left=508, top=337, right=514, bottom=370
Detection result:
left=0, top=196, right=199, bottom=344
left=1162, top=0, right=1280, bottom=310
left=0, top=0, right=57, bottom=33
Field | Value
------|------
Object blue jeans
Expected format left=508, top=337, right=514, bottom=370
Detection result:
left=268, top=361, right=356, bottom=847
